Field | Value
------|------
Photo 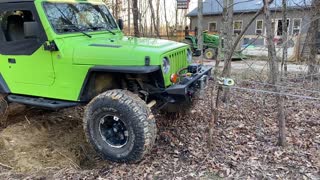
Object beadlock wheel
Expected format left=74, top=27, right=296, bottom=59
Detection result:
left=99, top=115, right=128, bottom=148
left=83, top=90, right=157, bottom=163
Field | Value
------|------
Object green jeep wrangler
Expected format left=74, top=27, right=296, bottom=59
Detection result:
left=0, top=0, right=212, bottom=162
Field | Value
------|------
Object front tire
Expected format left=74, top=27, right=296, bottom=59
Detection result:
left=83, top=90, right=156, bottom=163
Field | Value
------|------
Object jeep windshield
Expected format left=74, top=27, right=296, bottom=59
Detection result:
left=43, top=2, right=118, bottom=34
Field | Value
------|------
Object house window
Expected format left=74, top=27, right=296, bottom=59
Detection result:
left=233, top=20, right=242, bottom=35
left=208, top=22, right=217, bottom=32
left=292, top=18, right=302, bottom=35
left=256, top=20, right=263, bottom=35
left=276, top=19, right=290, bottom=36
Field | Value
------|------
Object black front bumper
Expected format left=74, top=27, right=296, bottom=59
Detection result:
left=165, top=65, right=212, bottom=97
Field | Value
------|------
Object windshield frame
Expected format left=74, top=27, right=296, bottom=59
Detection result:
left=42, top=1, right=119, bottom=36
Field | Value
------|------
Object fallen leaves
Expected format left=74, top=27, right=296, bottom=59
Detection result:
left=0, top=75, right=319, bottom=179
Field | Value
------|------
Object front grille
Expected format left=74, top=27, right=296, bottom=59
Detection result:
left=168, top=49, right=187, bottom=75
left=162, top=48, right=188, bottom=86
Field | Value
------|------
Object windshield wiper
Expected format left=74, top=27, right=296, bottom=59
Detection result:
left=89, top=25, right=116, bottom=35
left=54, top=5, right=92, bottom=38
left=105, top=25, right=116, bottom=35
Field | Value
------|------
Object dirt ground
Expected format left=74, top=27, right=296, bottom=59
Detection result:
left=0, top=61, right=319, bottom=179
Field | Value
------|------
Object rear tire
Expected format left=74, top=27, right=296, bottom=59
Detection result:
left=83, top=90, right=156, bottom=163
left=0, top=96, right=8, bottom=124
left=204, top=48, right=217, bottom=59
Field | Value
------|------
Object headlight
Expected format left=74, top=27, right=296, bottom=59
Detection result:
left=162, top=57, right=170, bottom=74
left=187, top=49, right=192, bottom=63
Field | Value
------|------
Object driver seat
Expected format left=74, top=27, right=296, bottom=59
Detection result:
left=6, top=15, right=25, bottom=41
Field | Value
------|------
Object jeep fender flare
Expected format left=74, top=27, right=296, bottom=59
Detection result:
left=78, top=65, right=161, bottom=101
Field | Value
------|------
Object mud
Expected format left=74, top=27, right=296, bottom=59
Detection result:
left=0, top=107, right=99, bottom=173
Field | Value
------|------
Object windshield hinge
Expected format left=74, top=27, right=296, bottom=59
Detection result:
left=44, top=41, right=59, bottom=51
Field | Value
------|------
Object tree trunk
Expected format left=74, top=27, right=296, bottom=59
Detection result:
left=222, top=0, right=233, bottom=77
left=281, top=0, right=288, bottom=77
left=132, top=0, right=140, bottom=37
left=175, top=8, right=178, bottom=40
left=112, top=0, right=115, bottom=18
left=264, top=0, right=286, bottom=146
left=223, top=6, right=265, bottom=69
left=115, top=0, right=119, bottom=20
left=215, top=0, right=228, bottom=75
left=128, top=0, right=131, bottom=35
left=163, top=0, right=169, bottom=39
left=307, top=0, right=320, bottom=75
left=156, top=0, right=160, bottom=37
left=221, top=0, right=233, bottom=103
left=209, top=0, right=230, bottom=149
left=197, top=0, right=204, bottom=62
left=148, top=0, right=160, bottom=37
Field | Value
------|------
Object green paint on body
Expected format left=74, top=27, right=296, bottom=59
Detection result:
left=0, top=0, right=190, bottom=101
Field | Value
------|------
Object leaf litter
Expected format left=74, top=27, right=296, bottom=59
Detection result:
left=0, top=74, right=319, bottom=179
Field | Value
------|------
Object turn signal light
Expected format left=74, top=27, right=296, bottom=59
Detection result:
left=170, top=73, right=179, bottom=83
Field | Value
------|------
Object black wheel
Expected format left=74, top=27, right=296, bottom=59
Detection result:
left=204, top=48, right=217, bottom=59
left=83, top=90, right=156, bottom=163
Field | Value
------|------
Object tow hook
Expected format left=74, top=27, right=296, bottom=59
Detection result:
left=218, top=78, right=235, bottom=86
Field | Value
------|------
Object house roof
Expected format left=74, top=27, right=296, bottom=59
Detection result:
left=0, top=0, right=33, bottom=3
left=187, top=0, right=312, bottom=17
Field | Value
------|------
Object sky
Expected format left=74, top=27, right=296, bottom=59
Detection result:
left=189, top=0, right=199, bottom=11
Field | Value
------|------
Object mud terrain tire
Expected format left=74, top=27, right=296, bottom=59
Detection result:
left=83, top=90, right=156, bottom=163
left=0, top=96, right=8, bottom=124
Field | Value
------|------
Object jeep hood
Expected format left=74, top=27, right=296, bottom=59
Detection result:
left=62, top=35, right=188, bottom=66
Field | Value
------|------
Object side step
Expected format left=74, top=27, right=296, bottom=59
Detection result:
left=7, top=95, right=80, bottom=110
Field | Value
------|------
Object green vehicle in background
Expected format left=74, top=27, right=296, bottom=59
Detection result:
left=183, top=31, right=246, bottom=60
left=183, top=31, right=220, bottom=59
left=0, top=0, right=211, bottom=162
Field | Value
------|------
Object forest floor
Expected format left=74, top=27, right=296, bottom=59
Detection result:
left=0, top=60, right=319, bottom=179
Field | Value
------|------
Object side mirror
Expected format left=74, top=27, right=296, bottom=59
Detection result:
left=24, top=21, right=39, bottom=38
left=118, top=19, right=124, bottom=31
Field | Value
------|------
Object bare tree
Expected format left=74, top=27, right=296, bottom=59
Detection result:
left=127, top=0, right=131, bottom=35
left=307, top=0, right=320, bottom=75
left=197, top=0, right=204, bottom=61
left=222, top=0, right=234, bottom=77
left=264, top=0, right=286, bottom=146
left=132, top=0, right=140, bottom=37
left=222, top=5, right=266, bottom=75
left=156, top=0, right=160, bottom=36
left=208, top=0, right=232, bottom=149
left=115, top=0, right=120, bottom=20
left=281, top=0, right=288, bottom=76
left=148, top=0, right=160, bottom=37
left=163, top=0, right=169, bottom=39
